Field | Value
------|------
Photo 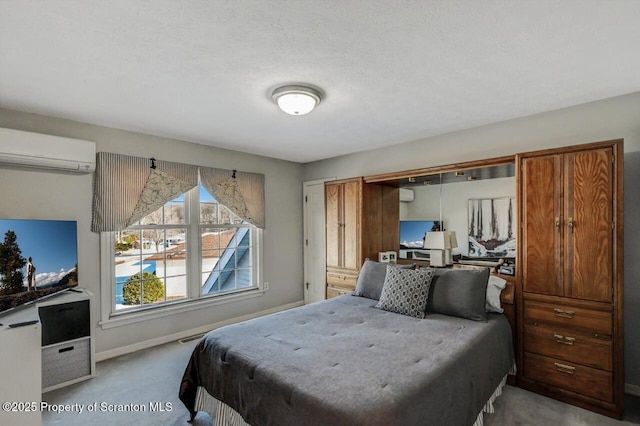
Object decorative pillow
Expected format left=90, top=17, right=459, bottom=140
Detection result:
left=375, top=266, right=435, bottom=319
left=354, top=260, right=415, bottom=300
left=486, top=275, right=507, bottom=313
left=425, top=268, right=490, bottom=322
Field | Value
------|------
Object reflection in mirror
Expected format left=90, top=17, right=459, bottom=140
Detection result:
left=399, top=163, right=515, bottom=263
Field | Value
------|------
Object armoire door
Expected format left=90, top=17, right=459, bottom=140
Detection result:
left=563, top=147, right=614, bottom=302
left=521, top=154, right=564, bottom=296
left=325, top=182, right=342, bottom=269
left=341, top=180, right=360, bottom=271
left=325, top=179, right=361, bottom=271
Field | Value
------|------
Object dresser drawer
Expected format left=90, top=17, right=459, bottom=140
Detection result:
left=524, top=352, right=613, bottom=402
left=326, top=285, right=354, bottom=299
left=523, top=300, right=612, bottom=337
left=326, top=271, right=358, bottom=287
left=524, top=324, right=612, bottom=371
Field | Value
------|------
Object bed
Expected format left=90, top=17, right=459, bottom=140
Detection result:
left=179, top=265, right=515, bottom=426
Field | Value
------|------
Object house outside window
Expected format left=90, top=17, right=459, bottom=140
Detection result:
left=104, top=181, right=261, bottom=319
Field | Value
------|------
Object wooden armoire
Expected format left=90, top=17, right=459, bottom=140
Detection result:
left=325, top=177, right=399, bottom=298
left=517, top=140, right=624, bottom=418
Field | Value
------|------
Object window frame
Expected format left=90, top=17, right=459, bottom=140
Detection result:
left=99, top=185, right=264, bottom=329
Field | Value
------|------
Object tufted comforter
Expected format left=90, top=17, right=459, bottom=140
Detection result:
left=179, top=294, right=514, bottom=426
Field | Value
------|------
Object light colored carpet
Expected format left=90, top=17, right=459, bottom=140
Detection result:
left=42, top=339, right=211, bottom=426
left=43, top=339, right=640, bottom=425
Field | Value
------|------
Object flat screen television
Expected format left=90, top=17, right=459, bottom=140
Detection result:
left=0, top=219, right=78, bottom=317
left=399, top=220, right=442, bottom=250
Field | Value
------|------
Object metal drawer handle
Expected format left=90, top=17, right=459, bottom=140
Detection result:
left=554, top=334, right=576, bottom=345
left=553, top=308, right=575, bottom=319
left=554, top=362, right=575, bottom=375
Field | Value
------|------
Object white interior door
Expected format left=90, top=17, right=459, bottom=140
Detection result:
left=303, top=179, right=333, bottom=304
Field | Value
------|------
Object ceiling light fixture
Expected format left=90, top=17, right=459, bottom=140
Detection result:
left=272, top=85, right=322, bottom=116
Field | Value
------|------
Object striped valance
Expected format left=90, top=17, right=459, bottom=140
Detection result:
left=200, top=167, right=265, bottom=229
left=91, top=152, right=265, bottom=232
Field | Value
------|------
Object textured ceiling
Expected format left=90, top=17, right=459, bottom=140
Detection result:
left=1, top=1, right=639, bottom=163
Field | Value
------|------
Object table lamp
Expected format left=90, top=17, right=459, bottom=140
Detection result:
left=423, top=231, right=450, bottom=267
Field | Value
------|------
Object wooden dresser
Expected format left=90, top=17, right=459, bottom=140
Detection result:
left=325, top=177, right=399, bottom=298
left=517, top=140, right=624, bottom=418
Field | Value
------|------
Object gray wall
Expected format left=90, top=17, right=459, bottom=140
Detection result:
left=304, top=92, right=640, bottom=388
left=623, top=151, right=640, bottom=391
left=0, top=108, right=305, bottom=355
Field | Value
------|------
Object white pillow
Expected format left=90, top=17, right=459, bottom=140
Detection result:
left=486, top=275, right=507, bottom=313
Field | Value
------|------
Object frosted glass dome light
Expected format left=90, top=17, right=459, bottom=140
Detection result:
left=272, top=85, right=322, bottom=116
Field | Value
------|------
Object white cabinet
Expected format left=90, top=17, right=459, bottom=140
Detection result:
left=0, top=289, right=95, bottom=425
left=0, top=309, right=42, bottom=426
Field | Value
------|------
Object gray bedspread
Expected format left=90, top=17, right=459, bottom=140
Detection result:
left=179, top=294, right=514, bottom=426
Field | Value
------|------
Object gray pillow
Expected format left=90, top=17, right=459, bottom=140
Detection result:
left=353, top=260, right=415, bottom=300
left=425, top=268, right=490, bottom=322
left=375, top=266, right=435, bottom=319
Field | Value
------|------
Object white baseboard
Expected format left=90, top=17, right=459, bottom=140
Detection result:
left=626, top=383, right=640, bottom=397
left=96, top=300, right=305, bottom=362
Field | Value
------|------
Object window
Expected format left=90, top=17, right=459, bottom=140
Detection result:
left=114, top=194, right=188, bottom=311
left=102, top=181, right=261, bottom=321
left=199, top=185, right=255, bottom=295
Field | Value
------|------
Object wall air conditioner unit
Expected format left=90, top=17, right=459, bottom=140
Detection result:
left=399, top=188, right=414, bottom=202
left=0, top=127, right=95, bottom=174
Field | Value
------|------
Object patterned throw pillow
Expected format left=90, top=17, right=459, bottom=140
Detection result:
left=375, top=266, right=435, bottom=319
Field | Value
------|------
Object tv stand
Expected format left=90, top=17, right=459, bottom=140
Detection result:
left=0, top=288, right=95, bottom=425
left=38, top=289, right=95, bottom=392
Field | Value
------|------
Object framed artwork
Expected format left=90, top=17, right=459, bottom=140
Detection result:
left=467, top=197, right=516, bottom=258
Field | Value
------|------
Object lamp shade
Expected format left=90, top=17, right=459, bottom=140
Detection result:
left=272, top=85, right=322, bottom=115
left=448, top=231, right=458, bottom=249
left=423, top=231, right=451, bottom=250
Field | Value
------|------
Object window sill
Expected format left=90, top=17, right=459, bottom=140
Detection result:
left=99, top=288, right=266, bottom=330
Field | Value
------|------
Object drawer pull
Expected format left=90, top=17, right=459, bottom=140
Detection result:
left=554, top=334, right=576, bottom=345
left=554, top=362, right=575, bottom=374
left=553, top=308, right=575, bottom=319
left=59, top=346, right=74, bottom=353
